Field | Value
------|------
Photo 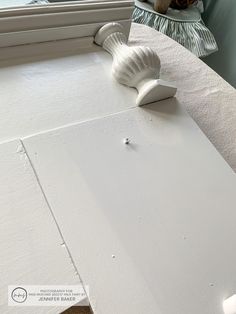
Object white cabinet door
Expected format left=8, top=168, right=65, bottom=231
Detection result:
left=23, top=99, right=236, bottom=314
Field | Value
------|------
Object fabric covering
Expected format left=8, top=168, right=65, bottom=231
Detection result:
left=129, top=23, right=236, bottom=172
left=133, top=0, right=218, bottom=58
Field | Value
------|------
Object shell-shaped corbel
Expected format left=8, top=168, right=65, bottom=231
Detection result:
left=94, top=22, right=176, bottom=106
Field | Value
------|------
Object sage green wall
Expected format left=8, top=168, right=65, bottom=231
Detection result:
left=202, top=0, right=236, bottom=88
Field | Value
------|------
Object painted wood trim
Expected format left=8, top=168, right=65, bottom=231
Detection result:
left=0, top=7, right=133, bottom=33
left=0, top=0, right=133, bottom=48
left=0, top=0, right=134, bottom=17
left=0, top=36, right=94, bottom=61
left=0, top=19, right=131, bottom=49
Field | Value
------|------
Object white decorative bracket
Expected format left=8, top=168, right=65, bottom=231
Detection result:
left=94, top=22, right=177, bottom=106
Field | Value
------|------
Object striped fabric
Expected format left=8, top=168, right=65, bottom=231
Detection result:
left=133, top=2, right=218, bottom=58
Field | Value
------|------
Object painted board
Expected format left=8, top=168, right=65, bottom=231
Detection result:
left=0, top=44, right=136, bottom=144
left=0, top=140, right=81, bottom=313
left=23, top=99, right=236, bottom=314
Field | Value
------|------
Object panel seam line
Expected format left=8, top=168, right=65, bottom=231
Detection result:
left=19, top=139, right=89, bottom=303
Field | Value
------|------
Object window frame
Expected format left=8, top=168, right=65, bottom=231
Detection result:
left=0, top=0, right=134, bottom=49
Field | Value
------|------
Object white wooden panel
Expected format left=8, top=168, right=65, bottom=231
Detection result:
left=0, top=140, right=81, bottom=314
left=23, top=99, right=236, bottom=314
left=0, top=46, right=136, bottom=143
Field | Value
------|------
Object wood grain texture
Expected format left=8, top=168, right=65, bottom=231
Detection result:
left=0, top=140, right=81, bottom=313
left=23, top=100, right=236, bottom=314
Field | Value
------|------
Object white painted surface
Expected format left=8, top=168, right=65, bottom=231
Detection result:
left=0, top=45, right=137, bottom=144
left=0, top=20, right=131, bottom=49
left=23, top=99, right=236, bottom=314
left=0, top=0, right=133, bottom=32
left=0, top=140, right=81, bottom=313
left=1, top=19, right=236, bottom=314
left=0, top=36, right=94, bottom=60
left=224, top=295, right=236, bottom=314
left=0, top=0, right=133, bottom=47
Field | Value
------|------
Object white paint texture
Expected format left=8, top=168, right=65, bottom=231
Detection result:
left=0, top=140, right=81, bottom=313
left=0, top=0, right=133, bottom=36
left=0, top=45, right=137, bottom=144
left=23, top=100, right=236, bottom=314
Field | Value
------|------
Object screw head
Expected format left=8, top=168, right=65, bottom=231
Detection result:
left=123, top=138, right=130, bottom=145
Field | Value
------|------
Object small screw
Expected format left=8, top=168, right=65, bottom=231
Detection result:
left=123, top=138, right=130, bottom=145
left=112, top=254, right=116, bottom=259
